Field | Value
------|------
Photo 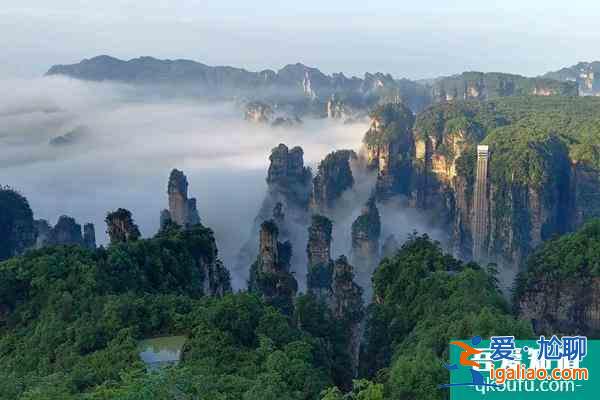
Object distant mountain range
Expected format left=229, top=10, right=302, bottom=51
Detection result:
left=47, top=55, right=595, bottom=116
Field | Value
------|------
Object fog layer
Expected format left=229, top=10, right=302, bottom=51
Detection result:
left=0, top=76, right=369, bottom=271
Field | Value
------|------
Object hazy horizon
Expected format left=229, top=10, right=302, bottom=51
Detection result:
left=3, top=1, right=600, bottom=80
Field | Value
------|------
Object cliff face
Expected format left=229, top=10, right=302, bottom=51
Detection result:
left=83, top=223, right=96, bottom=249
left=0, top=188, right=36, bottom=261
left=306, top=215, right=334, bottom=303
left=519, top=277, right=600, bottom=335
left=517, top=221, right=600, bottom=335
left=305, top=214, right=364, bottom=375
left=331, top=255, right=365, bottom=375
left=431, top=72, right=578, bottom=102
left=362, top=103, right=415, bottom=200
left=106, top=208, right=141, bottom=244
left=350, top=198, right=381, bottom=287
left=244, top=101, right=273, bottom=123
left=358, top=97, right=600, bottom=293
left=248, top=220, right=298, bottom=315
left=236, top=144, right=312, bottom=282
left=543, top=61, right=600, bottom=96
left=310, top=150, right=356, bottom=214
left=163, top=169, right=201, bottom=227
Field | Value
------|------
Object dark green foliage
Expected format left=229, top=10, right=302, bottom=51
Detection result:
left=515, top=219, right=600, bottom=297
left=0, top=187, right=35, bottom=261
left=363, top=103, right=415, bottom=147
left=313, top=150, right=356, bottom=209
left=0, top=223, right=236, bottom=398
left=361, top=234, right=532, bottom=399
left=307, top=262, right=334, bottom=290
left=295, top=295, right=355, bottom=390
left=351, top=198, right=381, bottom=241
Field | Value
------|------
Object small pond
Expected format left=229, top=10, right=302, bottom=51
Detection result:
left=138, top=335, right=187, bottom=370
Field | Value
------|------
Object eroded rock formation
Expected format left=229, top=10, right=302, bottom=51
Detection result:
left=106, top=208, right=141, bottom=244
left=83, top=223, right=96, bottom=249
left=362, top=103, right=415, bottom=200
left=163, top=169, right=201, bottom=227
left=236, top=144, right=312, bottom=282
left=331, top=255, right=364, bottom=375
left=351, top=198, right=381, bottom=287
left=47, top=216, right=83, bottom=246
left=248, top=220, right=298, bottom=315
left=306, top=214, right=334, bottom=303
left=244, top=101, right=273, bottom=123
left=518, top=221, right=600, bottom=335
left=310, top=150, right=356, bottom=214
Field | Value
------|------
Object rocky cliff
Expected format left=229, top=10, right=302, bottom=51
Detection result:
left=33, top=215, right=96, bottom=249
left=236, top=144, right=312, bottom=282
left=350, top=198, right=381, bottom=289
left=310, top=150, right=356, bottom=214
left=47, top=55, right=579, bottom=117
left=306, top=215, right=334, bottom=303
left=244, top=101, right=273, bottom=123
left=362, top=103, right=415, bottom=200
left=431, top=71, right=578, bottom=102
left=0, top=188, right=36, bottom=261
left=106, top=208, right=141, bottom=244
left=543, top=61, right=600, bottom=96
left=354, top=97, right=600, bottom=293
left=248, top=220, right=298, bottom=315
left=517, top=220, right=600, bottom=336
left=331, top=255, right=365, bottom=375
left=162, top=169, right=201, bottom=227
left=305, top=214, right=364, bottom=375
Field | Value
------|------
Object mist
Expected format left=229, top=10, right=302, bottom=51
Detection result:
left=0, top=76, right=369, bottom=277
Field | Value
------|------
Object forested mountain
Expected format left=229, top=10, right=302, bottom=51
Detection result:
left=543, top=61, right=600, bottom=95
left=3, top=55, right=600, bottom=400
left=47, top=56, right=578, bottom=117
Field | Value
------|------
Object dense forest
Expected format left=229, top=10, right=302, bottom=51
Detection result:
left=1, top=211, right=535, bottom=399
left=3, top=94, right=600, bottom=399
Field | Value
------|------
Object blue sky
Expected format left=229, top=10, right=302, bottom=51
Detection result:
left=2, top=1, right=599, bottom=78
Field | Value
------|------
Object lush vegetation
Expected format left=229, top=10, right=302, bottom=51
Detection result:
left=515, top=219, right=600, bottom=296
left=361, top=234, right=532, bottom=399
left=0, top=187, right=35, bottom=262
left=363, top=103, right=415, bottom=147
left=0, top=219, right=369, bottom=399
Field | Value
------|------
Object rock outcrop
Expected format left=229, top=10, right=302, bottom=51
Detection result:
left=244, top=101, right=273, bottom=123
left=306, top=215, right=334, bottom=302
left=31, top=215, right=96, bottom=249
left=248, top=220, right=298, bottom=315
left=350, top=198, right=381, bottom=287
left=162, top=169, right=201, bottom=227
left=305, top=214, right=364, bottom=375
left=33, top=220, right=52, bottom=249
left=543, top=61, right=600, bottom=96
left=236, top=144, right=312, bottom=284
left=106, top=208, right=141, bottom=244
left=362, top=103, right=415, bottom=200
left=83, top=223, right=96, bottom=249
left=431, top=71, right=578, bottom=102
left=47, top=216, right=83, bottom=246
left=0, top=188, right=36, bottom=261
left=266, top=144, right=313, bottom=210
left=331, top=255, right=365, bottom=376
left=310, top=150, right=356, bottom=214
left=517, top=221, right=600, bottom=335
